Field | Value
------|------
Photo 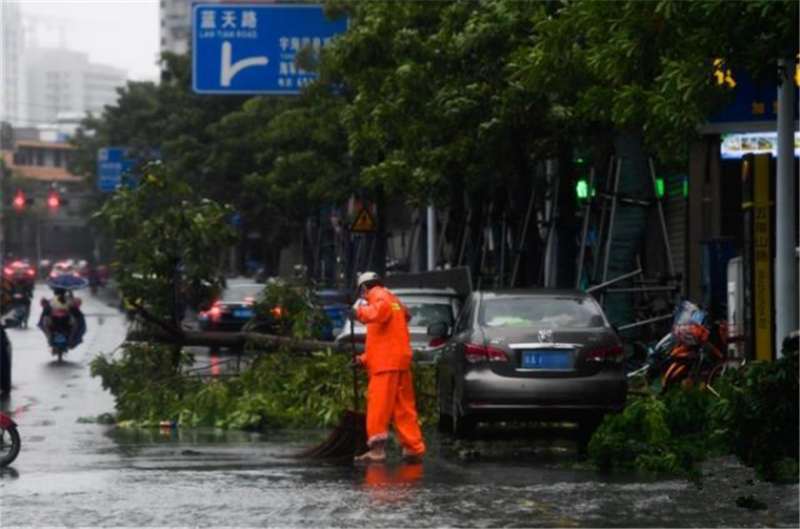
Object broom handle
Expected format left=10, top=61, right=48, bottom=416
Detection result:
left=351, top=308, right=359, bottom=411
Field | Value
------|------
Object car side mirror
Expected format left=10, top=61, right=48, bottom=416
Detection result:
left=427, top=322, right=449, bottom=339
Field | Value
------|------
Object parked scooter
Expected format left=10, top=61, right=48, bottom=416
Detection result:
left=626, top=300, right=742, bottom=392
left=0, top=412, right=21, bottom=467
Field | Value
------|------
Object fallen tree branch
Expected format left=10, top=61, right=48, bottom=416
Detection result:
left=126, top=328, right=364, bottom=355
left=130, top=301, right=184, bottom=338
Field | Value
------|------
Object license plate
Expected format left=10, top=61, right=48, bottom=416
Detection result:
left=233, top=308, right=254, bottom=319
left=53, top=334, right=67, bottom=345
left=522, top=350, right=572, bottom=370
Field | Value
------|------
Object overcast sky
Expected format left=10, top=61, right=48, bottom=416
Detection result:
left=19, top=0, right=160, bottom=82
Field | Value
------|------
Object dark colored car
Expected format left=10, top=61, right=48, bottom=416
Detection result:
left=433, top=290, right=627, bottom=439
left=316, top=289, right=352, bottom=341
left=335, top=288, right=463, bottom=361
left=198, top=283, right=263, bottom=332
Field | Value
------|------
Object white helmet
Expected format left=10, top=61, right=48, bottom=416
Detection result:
left=357, top=271, right=381, bottom=289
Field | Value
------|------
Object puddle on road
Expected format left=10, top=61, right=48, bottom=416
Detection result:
left=80, top=425, right=799, bottom=527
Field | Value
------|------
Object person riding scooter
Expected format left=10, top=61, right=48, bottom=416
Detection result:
left=39, top=287, right=86, bottom=349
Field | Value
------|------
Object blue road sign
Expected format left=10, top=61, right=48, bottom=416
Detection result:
left=97, top=147, right=138, bottom=192
left=192, top=4, right=347, bottom=95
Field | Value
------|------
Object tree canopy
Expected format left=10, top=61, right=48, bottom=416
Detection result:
left=72, top=0, right=798, bottom=278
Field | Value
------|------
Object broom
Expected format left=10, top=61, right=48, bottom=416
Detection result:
left=299, top=309, right=368, bottom=460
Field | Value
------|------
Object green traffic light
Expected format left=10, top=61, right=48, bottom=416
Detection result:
left=576, top=179, right=589, bottom=200
left=656, top=177, right=665, bottom=199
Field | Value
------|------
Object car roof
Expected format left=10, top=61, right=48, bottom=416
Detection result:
left=393, top=288, right=459, bottom=297
left=476, top=289, right=593, bottom=300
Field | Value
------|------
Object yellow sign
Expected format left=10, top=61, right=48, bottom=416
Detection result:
left=753, top=154, right=772, bottom=361
left=714, top=59, right=737, bottom=89
left=350, top=207, right=375, bottom=233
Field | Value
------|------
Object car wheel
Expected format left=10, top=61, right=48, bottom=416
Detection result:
left=451, top=387, right=475, bottom=439
left=436, top=380, right=452, bottom=433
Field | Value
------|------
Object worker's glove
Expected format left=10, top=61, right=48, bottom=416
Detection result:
left=348, top=357, right=363, bottom=370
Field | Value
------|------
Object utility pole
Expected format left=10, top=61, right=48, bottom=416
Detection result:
left=775, top=57, right=798, bottom=357
left=426, top=205, right=436, bottom=271
left=543, top=159, right=559, bottom=287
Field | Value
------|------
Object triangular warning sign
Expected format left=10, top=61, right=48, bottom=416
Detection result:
left=350, top=207, right=376, bottom=233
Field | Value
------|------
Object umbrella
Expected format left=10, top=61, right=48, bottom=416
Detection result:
left=47, top=275, right=89, bottom=291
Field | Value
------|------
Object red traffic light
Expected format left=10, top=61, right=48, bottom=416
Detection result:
left=13, top=190, right=25, bottom=211
left=47, top=190, right=60, bottom=210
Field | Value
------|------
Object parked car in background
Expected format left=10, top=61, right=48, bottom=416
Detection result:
left=433, top=290, right=626, bottom=440
left=316, top=288, right=352, bottom=341
left=198, top=282, right=263, bottom=332
left=336, top=288, right=463, bottom=361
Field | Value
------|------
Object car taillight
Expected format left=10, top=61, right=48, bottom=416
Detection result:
left=2, top=267, right=12, bottom=276
left=209, top=304, right=222, bottom=320
left=464, top=343, right=509, bottom=363
left=27, top=269, right=35, bottom=276
left=271, top=306, right=283, bottom=318
left=586, top=345, right=624, bottom=363
left=428, top=337, right=448, bottom=348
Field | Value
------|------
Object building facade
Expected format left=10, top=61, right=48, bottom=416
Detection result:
left=160, top=0, right=197, bottom=56
left=1, top=126, right=94, bottom=261
left=1, top=1, right=26, bottom=126
left=24, top=48, right=126, bottom=126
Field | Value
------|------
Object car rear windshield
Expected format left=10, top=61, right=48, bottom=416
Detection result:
left=222, top=285, right=263, bottom=302
left=404, top=302, right=455, bottom=328
left=480, top=297, right=605, bottom=329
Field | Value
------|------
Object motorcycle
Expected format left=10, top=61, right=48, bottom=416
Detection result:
left=0, top=412, right=21, bottom=467
left=627, top=300, right=743, bottom=392
left=39, top=276, right=89, bottom=363
left=42, top=309, right=77, bottom=363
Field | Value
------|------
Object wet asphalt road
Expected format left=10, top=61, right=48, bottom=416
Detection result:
left=1, top=285, right=798, bottom=527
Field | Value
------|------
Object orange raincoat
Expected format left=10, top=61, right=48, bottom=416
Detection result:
left=356, top=285, right=425, bottom=456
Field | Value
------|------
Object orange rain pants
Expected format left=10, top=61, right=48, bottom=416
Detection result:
left=365, top=370, right=426, bottom=457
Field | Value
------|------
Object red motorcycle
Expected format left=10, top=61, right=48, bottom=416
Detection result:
left=0, top=413, right=20, bottom=467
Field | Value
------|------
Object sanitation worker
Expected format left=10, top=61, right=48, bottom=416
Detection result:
left=353, top=271, right=426, bottom=463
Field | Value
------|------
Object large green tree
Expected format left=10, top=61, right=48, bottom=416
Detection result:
left=72, top=53, right=355, bottom=274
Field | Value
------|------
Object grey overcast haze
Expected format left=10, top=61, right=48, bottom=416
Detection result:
left=18, top=0, right=160, bottom=82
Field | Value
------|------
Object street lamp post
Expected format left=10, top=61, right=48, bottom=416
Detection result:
left=775, top=57, right=798, bottom=357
